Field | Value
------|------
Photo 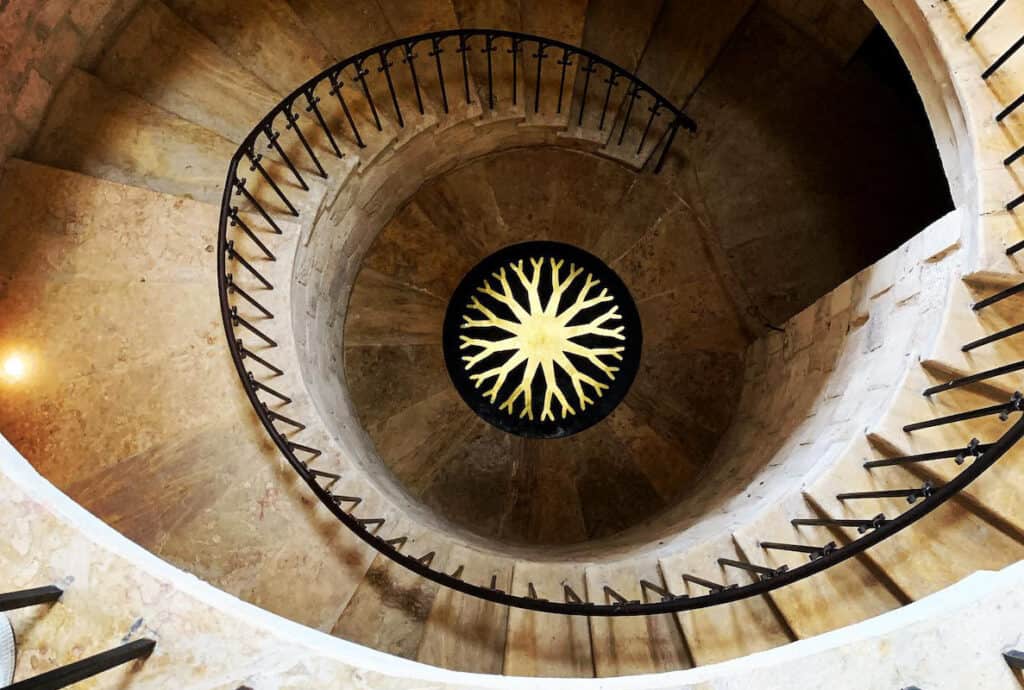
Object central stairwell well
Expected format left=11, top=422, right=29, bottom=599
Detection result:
left=1, top=0, right=1024, bottom=686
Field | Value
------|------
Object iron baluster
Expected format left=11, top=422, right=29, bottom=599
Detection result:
left=249, top=373, right=291, bottom=404
left=331, top=494, right=362, bottom=509
left=403, top=42, right=425, bottom=115
left=904, top=391, right=1023, bottom=431
left=304, top=86, right=343, bottom=158
left=289, top=441, right=323, bottom=460
left=681, top=574, right=737, bottom=592
left=244, top=148, right=297, bottom=216
left=353, top=58, right=383, bottom=131
left=618, top=84, right=641, bottom=146
left=837, top=482, right=937, bottom=504
left=484, top=33, right=496, bottom=110
left=227, top=275, right=273, bottom=318
left=864, top=439, right=988, bottom=468
left=226, top=242, right=273, bottom=290
left=555, top=48, right=572, bottom=114
left=231, top=307, right=277, bottom=347
left=1005, top=143, right=1024, bottom=166
left=640, top=579, right=678, bottom=601
left=263, top=403, right=305, bottom=430
left=239, top=342, right=283, bottom=376
left=598, top=68, right=620, bottom=131
left=228, top=209, right=276, bottom=259
left=458, top=35, right=472, bottom=105
left=638, top=101, right=662, bottom=155
left=0, top=586, right=62, bottom=612
left=654, top=118, right=682, bottom=173
left=1008, top=193, right=1024, bottom=212
left=283, top=104, right=327, bottom=177
left=378, top=48, right=404, bottom=128
left=603, top=585, right=635, bottom=604
left=791, top=514, right=887, bottom=534
left=962, top=322, right=1024, bottom=350
left=577, top=56, right=597, bottom=126
left=8, top=638, right=155, bottom=690
left=718, top=558, right=788, bottom=580
left=965, top=0, right=1007, bottom=40
left=760, top=540, right=837, bottom=560
left=1007, top=239, right=1024, bottom=256
left=533, top=41, right=548, bottom=113
left=509, top=37, right=521, bottom=106
left=923, top=359, right=1024, bottom=396
left=263, top=123, right=307, bottom=190
left=997, top=92, right=1024, bottom=121
left=982, top=34, right=1024, bottom=79
left=385, top=536, right=408, bottom=548
left=327, top=71, right=365, bottom=148
left=429, top=37, right=449, bottom=113
left=358, top=516, right=385, bottom=529
left=233, top=177, right=283, bottom=235
left=973, top=281, right=1024, bottom=310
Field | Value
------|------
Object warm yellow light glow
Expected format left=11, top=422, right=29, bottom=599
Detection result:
left=2, top=354, right=28, bottom=382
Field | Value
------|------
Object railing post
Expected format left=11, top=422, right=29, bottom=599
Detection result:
left=9, top=638, right=155, bottom=690
left=0, top=586, right=62, bottom=612
left=1004, top=648, right=1024, bottom=670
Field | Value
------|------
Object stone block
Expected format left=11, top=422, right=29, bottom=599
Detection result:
left=11, top=69, right=51, bottom=127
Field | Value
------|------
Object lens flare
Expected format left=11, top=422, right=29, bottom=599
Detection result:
left=2, top=354, right=28, bottom=382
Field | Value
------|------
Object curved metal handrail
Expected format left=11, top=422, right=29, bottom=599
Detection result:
left=218, top=28, right=1024, bottom=615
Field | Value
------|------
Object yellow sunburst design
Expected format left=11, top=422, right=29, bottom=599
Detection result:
left=459, top=257, right=626, bottom=422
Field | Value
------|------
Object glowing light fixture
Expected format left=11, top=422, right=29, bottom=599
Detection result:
left=2, top=354, right=28, bottom=382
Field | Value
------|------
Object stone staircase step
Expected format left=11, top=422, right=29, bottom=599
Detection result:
left=661, top=537, right=795, bottom=665
left=331, top=530, right=450, bottom=659
left=732, top=493, right=904, bottom=638
left=163, top=0, right=333, bottom=95
left=416, top=546, right=512, bottom=673
left=30, top=68, right=240, bottom=205
left=869, top=364, right=1024, bottom=537
left=806, top=435, right=1024, bottom=599
left=585, top=561, right=692, bottom=677
left=504, top=562, right=593, bottom=677
left=91, top=0, right=279, bottom=143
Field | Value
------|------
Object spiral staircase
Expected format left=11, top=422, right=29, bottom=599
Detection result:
left=1, top=0, right=1024, bottom=688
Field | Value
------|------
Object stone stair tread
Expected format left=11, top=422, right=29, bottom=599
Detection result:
left=331, top=533, right=450, bottom=659
left=416, top=545, right=512, bottom=673
left=660, top=537, right=794, bottom=665
left=504, top=561, right=593, bottom=677
left=163, top=0, right=333, bottom=96
left=732, top=494, right=903, bottom=639
left=585, top=561, right=693, bottom=676
left=30, top=68, right=238, bottom=205
left=805, top=435, right=1024, bottom=600
left=92, top=0, right=280, bottom=143
left=869, top=364, right=1024, bottom=536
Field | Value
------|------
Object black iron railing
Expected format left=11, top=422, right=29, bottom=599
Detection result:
left=218, top=29, right=1024, bottom=615
left=962, top=0, right=1024, bottom=230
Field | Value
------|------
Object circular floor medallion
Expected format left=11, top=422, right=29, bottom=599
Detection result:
left=443, top=241, right=642, bottom=438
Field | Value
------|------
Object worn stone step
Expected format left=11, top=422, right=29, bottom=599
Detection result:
left=661, top=537, right=795, bottom=665
left=92, top=0, right=279, bottom=143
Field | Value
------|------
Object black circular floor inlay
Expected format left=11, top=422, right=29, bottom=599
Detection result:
left=443, top=241, right=642, bottom=438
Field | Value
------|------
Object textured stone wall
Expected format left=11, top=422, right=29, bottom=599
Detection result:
left=0, top=0, right=136, bottom=169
